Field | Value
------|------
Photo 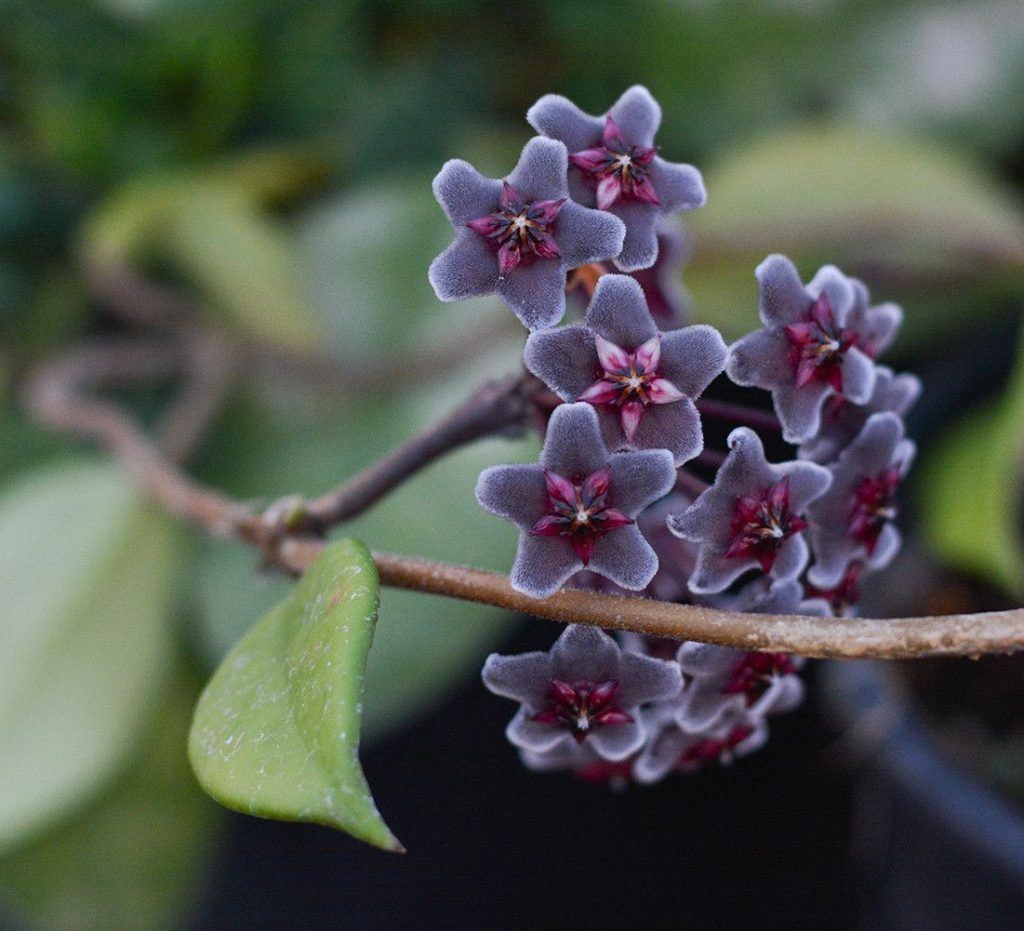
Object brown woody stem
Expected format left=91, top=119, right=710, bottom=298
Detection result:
left=23, top=336, right=1024, bottom=661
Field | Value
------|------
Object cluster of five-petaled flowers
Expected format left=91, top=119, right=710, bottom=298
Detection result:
left=429, top=86, right=919, bottom=785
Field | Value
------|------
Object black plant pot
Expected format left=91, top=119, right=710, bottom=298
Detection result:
left=824, top=659, right=1024, bottom=930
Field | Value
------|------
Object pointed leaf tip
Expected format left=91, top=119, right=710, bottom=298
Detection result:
left=188, top=538, right=402, bottom=852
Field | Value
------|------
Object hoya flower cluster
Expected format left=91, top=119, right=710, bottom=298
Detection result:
left=429, top=86, right=919, bottom=785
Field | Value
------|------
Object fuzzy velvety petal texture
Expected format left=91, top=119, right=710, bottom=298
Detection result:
left=538, top=402, right=611, bottom=478
left=555, top=200, right=628, bottom=268
left=527, top=85, right=705, bottom=273
left=430, top=137, right=624, bottom=331
left=668, top=427, right=832, bottom=593
left=806, top=412, right=916, bottom=588
left=478, top=403, right=677, bottom=597
left=584, top=274, right=658, bottom=347
left=483, top=624, right=682, bottom=766
left=728, top=254, right=898, bottom=444
left=524, top=275, right=725, bottom=465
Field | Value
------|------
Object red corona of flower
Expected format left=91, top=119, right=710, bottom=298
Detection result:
left=532, top=679, right=633, bottom=742
left=466, top=180, right=566, bottom=275
left=577, top=334, right=685, bottom=441
left=848, top=465, right=901, bottom=554
left=569, top=115, right=660, bottom=211
left=723, top=652, right=797, bottom=705
left=784, top=293, right=858, bottom=392
left=725, top=477, right=808, bottom=572
left=530, top=467, right=633, bottom=565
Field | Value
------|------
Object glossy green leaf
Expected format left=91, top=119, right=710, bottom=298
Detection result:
left=0, top=461, right=178, bottom=853
left=0, top=668, right=220, bottom=931
left=188, top=537, right=402, bottom=852
left=920, top=336, right=1024, bottom=596
left=686, top=126, right=1024, bottom=343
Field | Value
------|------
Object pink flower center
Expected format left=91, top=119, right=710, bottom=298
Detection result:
left=569, top=116, right=660, bottom=211
left=466, top=180, right=565, bottom=276
left=530, top=467, right=634, bottom=566
left=784, top=294, right=857, bottom=393
left=725, top=476, right=808, bottom=573
left=577, top=334, right=685, bottom=442
left=532, top=679, right=633, bottom=742
left=848, top=465, right=901, bottom=554
left=723, top=652, right=796, bottom=705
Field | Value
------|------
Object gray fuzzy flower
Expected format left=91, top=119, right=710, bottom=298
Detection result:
left=527, top=85, right=706, bottom=272
left=482, top=623, right=683, bottom=763
left=429, top=136, right=626, bottom=331
left=476, top=402, right=676, bottom=598
left=524, top=274, right=727, bottom=466
left=799, top=366, right=921, bottom=464
left=806, top=412, right=915, bottom=589
left=667, top=427, right=832, bottom=594
left=727, top=255, right=902, bottom=444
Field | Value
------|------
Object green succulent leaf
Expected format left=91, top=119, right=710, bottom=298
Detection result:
left=188, top=537, right=402, bottom=853
left=0, top=461, right=178, bottom=853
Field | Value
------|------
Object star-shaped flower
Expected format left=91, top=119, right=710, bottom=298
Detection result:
left=476, top=402, right=676, bottom=597
left=527, top=85, right=706, bottom=271
left=727, top=255, right=902, bottom=444
left=482, top=624, right=683, bottom=763
left=805, top=412, right=915, bottom=589
left=429, top=136, right=626, bottom=331
left=524, top=274, right=726, bottom=466
left=667, top=427, right=832, bottom=594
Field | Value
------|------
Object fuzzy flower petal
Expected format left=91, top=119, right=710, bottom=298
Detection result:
left=667, top=427, right=831, bottom=593
left=527, top=86, right=705, bottom=273
left=799, top=366, right=921, bottom=464
left=727, top=255, right=901, bottom=444
left=429, top=137, right=625, bottom=331
left=806, top=412, right=915, bottom=588
left=477, top=403, right=676, bottom=597
left=524, top=274, right=726, bottom=465
left=482, top=624, right=682, bottom=764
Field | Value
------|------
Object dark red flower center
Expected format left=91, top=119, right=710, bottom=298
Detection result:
left=725, top=476, right=808, bottom=573
left=680, top=724, right=754, bottom=767
left=805, top=562, right=863, bottom=613
left=848, top=465, right=901, bottom=554
left=532, top=679, right=633, bottom=742
left=723, top=652, right=796, bottom=705
left=466, top=180, right=565, bottom=276
left=530, top=467, right=634, bottom=566
left=784, top=294, right=857, bottom=393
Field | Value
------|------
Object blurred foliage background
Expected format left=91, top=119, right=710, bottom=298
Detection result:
left=1, top=1, right=1024, bottom=928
